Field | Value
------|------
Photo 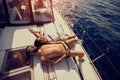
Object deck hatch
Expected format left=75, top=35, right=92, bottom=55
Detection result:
left=2, top=47, right=32, bottom=73
left=0, top=47, right=34, bottom=80
left=1, top=70, right=33, bottom=80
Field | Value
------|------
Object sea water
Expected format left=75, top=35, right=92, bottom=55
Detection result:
left=53, top=0, right=120, bottom=80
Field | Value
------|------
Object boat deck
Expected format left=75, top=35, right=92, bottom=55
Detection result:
left=0, top=9, right=101, bottom=80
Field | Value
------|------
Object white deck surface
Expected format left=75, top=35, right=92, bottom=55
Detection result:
left=0, top=9, right=101, bottom=80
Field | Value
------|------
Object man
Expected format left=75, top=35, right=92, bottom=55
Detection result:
left=26, top=38, right=84, bottom=65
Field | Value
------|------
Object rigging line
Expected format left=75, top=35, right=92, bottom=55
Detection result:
left=74, top=18, right=120, bottom=75
left=90, top=53, right=105, bottom=63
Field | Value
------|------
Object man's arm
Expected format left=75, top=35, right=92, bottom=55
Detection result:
left=40, top=52, right=68, bottom=65
left=52, top=52, right=67, bottom=65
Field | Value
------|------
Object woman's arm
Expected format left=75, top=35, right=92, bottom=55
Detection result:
left=40, top=52, right=67, bottom=65
left=28, top=28, right=42, bottom=38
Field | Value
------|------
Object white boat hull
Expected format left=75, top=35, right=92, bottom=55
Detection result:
left=0, top=9, right=101, bottom=80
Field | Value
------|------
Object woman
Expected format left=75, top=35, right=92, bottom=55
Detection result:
left=28, top=28, right=78, bottom=48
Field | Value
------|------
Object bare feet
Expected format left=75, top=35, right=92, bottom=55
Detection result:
left=78, top=58, right=85, bottom=62
left=77, top=39, right=82, bottom=42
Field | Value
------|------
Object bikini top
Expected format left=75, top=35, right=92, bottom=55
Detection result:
left=45, top=34, right=59, bottom=42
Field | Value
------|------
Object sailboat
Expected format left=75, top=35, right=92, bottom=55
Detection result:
left=0, top=0, right=101, bottom=80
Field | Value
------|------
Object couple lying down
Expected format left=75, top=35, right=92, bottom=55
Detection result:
left=26, top=28, right=84, bottom=65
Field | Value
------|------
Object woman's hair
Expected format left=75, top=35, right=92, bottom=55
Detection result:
left=26, top=45, right=31, bottom=54
left=25, top=45, right=38, bottom=55
left=34, top=39, right=46, bottom=47
left=25, top=46, right=31, bottom=65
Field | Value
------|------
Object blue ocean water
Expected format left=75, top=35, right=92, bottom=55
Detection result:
left=53, top=0, right=120, bottom=80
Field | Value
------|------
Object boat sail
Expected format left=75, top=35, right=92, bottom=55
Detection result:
left=0, top=0, right=101, bottom=80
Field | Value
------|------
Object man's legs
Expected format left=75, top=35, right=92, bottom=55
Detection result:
left=64, top=35, right=76, bottom=41
left=69, top=50, right=84, bottom=62
left=65, top=38, right=78, bottom=48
